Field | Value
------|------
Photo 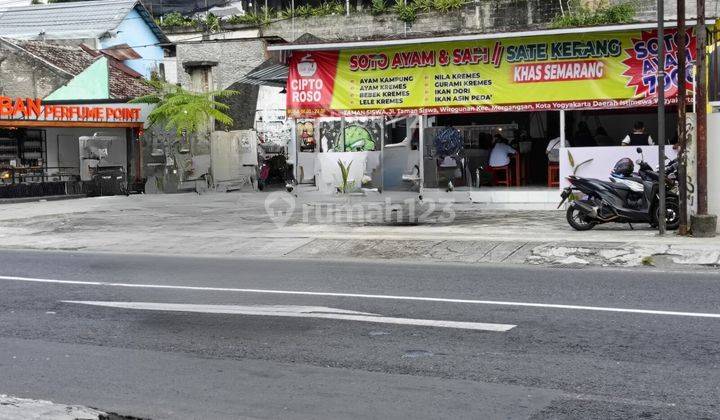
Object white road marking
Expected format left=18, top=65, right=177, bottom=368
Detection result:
left=1, top=274, right=719, bottom=319
left=61, top=301, right=516, bottom=332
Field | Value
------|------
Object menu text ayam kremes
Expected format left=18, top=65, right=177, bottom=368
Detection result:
left=346, top=39, right=625, bottom=84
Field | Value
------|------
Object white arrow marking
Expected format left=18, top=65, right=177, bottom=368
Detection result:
left=4, top=275, right=719, bottom=319
left=62, top=301, right=516, bottom=332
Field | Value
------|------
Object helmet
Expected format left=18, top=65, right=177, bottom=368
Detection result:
left=612, top=158, right=634, bottom=177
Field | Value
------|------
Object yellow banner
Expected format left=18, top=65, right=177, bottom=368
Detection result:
left=286, top=28, right=695, bottom=117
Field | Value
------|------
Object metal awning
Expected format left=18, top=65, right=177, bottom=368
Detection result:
left=237, top=60, right=288, bottom=87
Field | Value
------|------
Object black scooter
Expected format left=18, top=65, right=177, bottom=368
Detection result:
left=558, top=148, right=680, bottom=231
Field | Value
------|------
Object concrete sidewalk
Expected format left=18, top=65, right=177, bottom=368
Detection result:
left=0, top=192, right=717, bottom=269
left=0, top=394, right=107, bottom=420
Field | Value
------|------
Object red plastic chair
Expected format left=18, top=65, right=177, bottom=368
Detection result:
left=548, top=162, right=560, bottom=188
left=487, top=165, right=511, bottom=186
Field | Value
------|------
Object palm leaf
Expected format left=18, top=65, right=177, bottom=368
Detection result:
left=573, top=159, right=594, bottom=175
left=134, top=81, right=239, bottom=135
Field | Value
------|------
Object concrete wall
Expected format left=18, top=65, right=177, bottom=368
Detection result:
left=255, top=0, right=719, bottom=43
left=176, top=38, right=268, bottom=130
left=163, top=0, right=720, bottom=45
left=0, top=42, right=69, bottom=98
left=263, top=0, right=563, bottom=42
left=619, top=0, right=720, bottom=21
left=167, top=28, right=260, bottom=43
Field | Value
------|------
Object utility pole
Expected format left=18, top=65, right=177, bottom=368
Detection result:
left=677, top=0, right=688, bottom=235
left=696, top=0, right=708, bottom=215
left=692, top=0, right=718, bottom=236
left=657, top=0, right=667, bottom=235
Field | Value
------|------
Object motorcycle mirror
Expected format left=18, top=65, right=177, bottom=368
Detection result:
left=635, top=147, right=642, bottom=154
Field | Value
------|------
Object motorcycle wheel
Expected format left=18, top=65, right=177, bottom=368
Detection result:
left=566, top=205, right=597, bottom=231
left=657, top=198, right=681, bottom=230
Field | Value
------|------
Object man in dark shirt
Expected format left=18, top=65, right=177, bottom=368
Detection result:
left=622, top=121, right=654, bottom=145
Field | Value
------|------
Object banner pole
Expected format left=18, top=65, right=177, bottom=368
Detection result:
left=677, top=0, right=688, bottom=235
left=418, top=115, right=425, bottom=197
left=657, top=0, right=667, bottom=235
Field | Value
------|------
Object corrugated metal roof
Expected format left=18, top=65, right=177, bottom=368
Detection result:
left=0, top=0, right=170, bottom=45
left=100, top=44, right=143, bottom=61
left=237, top=61, right=288, bottom=87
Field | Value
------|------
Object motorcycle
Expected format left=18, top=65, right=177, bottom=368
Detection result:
left=558, top=147, right=680, bottom=231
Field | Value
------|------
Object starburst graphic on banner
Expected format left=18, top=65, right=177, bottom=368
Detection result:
left=622, top=29, right=696, bottom=101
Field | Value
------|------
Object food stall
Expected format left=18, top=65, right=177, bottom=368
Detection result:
left=267, top=23, right=698, bottom=205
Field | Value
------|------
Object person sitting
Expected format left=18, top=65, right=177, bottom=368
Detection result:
left=489, top=134, right=517, bottom=168
left=545, top=136, right=568, bottom=163
left=594, top=126, right=616, bottom=146
left=622, top=121, right=654, bottom=146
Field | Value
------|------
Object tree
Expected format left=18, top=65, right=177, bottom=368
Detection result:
left=130, top=81, right=239, bottom=136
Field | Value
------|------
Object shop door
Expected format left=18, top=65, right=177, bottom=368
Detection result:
left=57, top=135, right=80, bottom=175
left=382, top=116, right=422, bottom=192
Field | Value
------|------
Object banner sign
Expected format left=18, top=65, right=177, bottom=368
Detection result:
left=287, top=28, right=696, bottom=117
left=0, top=96, right=146, bottom=124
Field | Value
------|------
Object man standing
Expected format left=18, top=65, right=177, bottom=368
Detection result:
left=622, top=121, right=655, bottom=145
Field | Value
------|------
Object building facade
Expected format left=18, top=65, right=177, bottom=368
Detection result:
left=0, top=39, right=153, bottom=198
left=0, top=0, right=170, bottom=79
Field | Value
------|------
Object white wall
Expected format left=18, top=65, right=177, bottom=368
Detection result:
left=162, top=57, right=178, bottom=84
left=708, top=113, right=720, bottom=224
left=560, top=146, right=678, bottom=188
left=45, top=127, right=127, bottom=172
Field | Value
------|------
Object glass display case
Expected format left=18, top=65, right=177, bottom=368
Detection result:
left=0, top=128, right=47, bottom=184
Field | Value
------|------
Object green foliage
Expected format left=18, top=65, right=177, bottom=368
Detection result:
left=337, top=159, right=355, bottom=194
left=159, top=12, right=197, bottom=28
left=410, top=0, right=433, bottom=13
left=551, top=0, right=635, bottom=28
left=155, top=0, right=474, bottom=31
left=295, top=4, right=316, bottom=18
left=204, top=13, right=221, bottom=32
left=567, top=150, right=593, bottom=175
left=227, top=10, right=272, bottom=26
left=130, top=81, right=240, bottom=136
left=260, top=6, right=277, bottom=19
left=371, top=0, right=390, bottom=15
left=318, top=1, right=345, bottom=16
left=284, top=2, right=345, bottom=19
left=432, top=0, right=466, bottom=12
left=394, top=0, right=416, bottom=23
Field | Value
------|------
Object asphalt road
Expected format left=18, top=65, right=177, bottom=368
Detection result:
left=0, top=250, right=719, bottom=419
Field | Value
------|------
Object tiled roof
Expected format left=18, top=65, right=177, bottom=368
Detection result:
left=0, top=0, right=169, bottom=44
left=17, top=40, right=91, bottom=76
left=2, top=38, right=155, bottom=100
left=108, top=64, right=155, bottom=99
